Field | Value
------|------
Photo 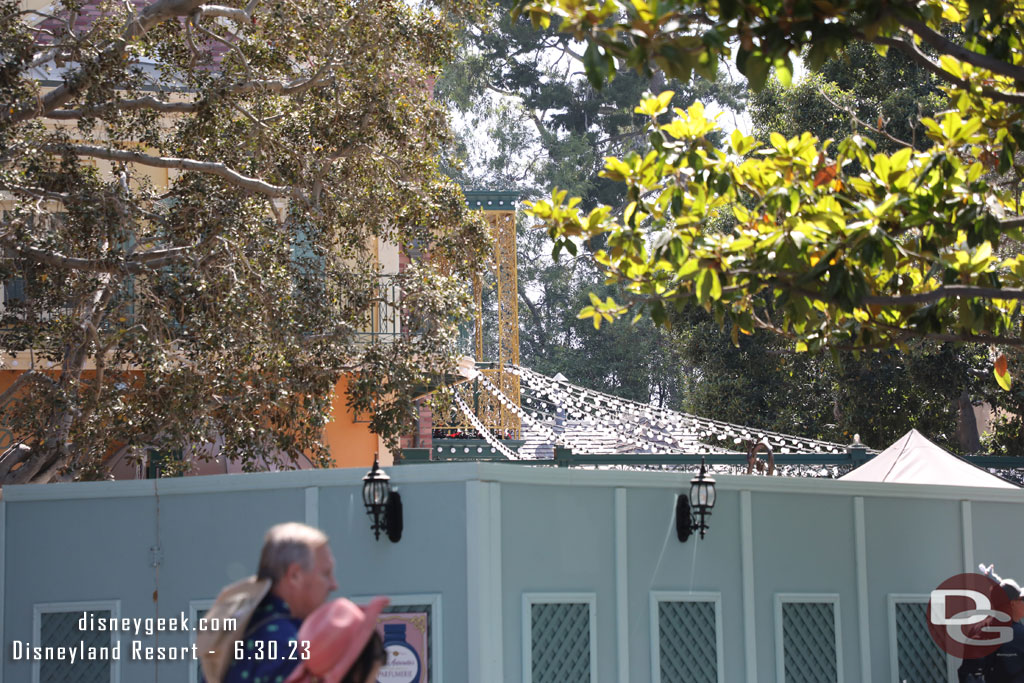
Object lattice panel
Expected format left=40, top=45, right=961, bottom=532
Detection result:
left=659, top=601, right=718, bottom=682
left=781, top=602, right=838, bottom=683
left=39, top=610, right=113, bottom=683
left=895, top=602, right=946, bottom=682
left=531, top=602, right=591, bottom=683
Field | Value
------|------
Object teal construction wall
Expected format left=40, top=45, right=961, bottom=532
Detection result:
left=2, top=463, right=1023, bottom=682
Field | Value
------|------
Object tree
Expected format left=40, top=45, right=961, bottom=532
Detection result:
left=438, top=0, right=741, bottom=400
left=750, top=42, right=946, bottom=156
left=0, top=0, right=489, bottom=484
left=516, top=0, right=1024, bottom=390
left=670, top=42, right=1021, bottom=453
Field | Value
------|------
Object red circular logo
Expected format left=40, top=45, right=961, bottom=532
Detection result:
left=928, top=572, right=1013, bottom=658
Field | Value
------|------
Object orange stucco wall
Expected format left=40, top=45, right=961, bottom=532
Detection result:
left=323, top=375, right=379, bottom=469
left=0, top=370, right=18, bottom=396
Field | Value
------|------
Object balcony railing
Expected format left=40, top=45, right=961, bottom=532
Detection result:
left=354, top=275, right=401, bottom=343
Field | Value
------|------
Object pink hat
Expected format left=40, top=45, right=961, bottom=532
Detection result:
left=285, top=596, right=390, bottom=683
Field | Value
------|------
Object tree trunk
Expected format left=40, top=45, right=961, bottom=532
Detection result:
left=957, top=390, right=982, bottom=453
left=3, top=274, right=118, bottom=485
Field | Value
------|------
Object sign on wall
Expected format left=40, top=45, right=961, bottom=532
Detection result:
left=376, top=610, right=429, bottom=683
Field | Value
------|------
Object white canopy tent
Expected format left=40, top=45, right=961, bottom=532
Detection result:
left=840, top=429, right=1017, bottom=488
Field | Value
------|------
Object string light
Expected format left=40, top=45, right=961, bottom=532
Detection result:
left=510, top=365, right=851, bottom=456
left=443, top=364, right=857, bottom=468
left=451, top=392, right=521, bottom=461
left=511, top=368, right=735, bottom=455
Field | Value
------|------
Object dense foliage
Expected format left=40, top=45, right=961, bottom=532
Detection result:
left=515, top=0, right=1024, bottom=450
left=673, top=44, right=1020, bottom=453
left=519, top=0, right=1024, bottom=352
left=0, top=0, right=489, bottom=483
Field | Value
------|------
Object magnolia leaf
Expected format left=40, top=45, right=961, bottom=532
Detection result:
left=813, top=164, right=838, bottom=187
left=995, top=354, right=1012, bottom=391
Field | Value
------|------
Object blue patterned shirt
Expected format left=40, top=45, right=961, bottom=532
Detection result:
left=215, top=593, right=302, bottom=683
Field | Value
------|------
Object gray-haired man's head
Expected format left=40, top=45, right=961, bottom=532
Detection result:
left=258, top=522, right=336, bottom=619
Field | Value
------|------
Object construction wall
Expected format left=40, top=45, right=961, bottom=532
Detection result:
left=2, top=464, right=1023, bottom=682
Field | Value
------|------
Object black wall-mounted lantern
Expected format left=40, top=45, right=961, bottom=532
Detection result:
left=676, top=456, right=717, bottom=542
left=362, top=456, right=403, bottom=542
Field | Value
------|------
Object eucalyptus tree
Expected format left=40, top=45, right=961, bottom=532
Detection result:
left=0, top=0, right=489, bottom=483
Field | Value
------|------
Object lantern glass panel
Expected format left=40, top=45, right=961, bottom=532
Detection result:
left=373, top=480, right=389, bottom=506
left=705, top=481, right=716, bottom=508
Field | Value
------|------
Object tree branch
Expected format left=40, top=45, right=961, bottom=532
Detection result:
left=876, top=325, right=1024, bottom=347
left=859, top=284, right=1024, bottom=306
left=817, top=88, right=914, bottom=149
left=900, top=18, right=1024, bottom=83
left=227, top=69, right=333, bottom=97
left=40, top=70, right=336, bottom=123
left=518, top=281, right=550, bottom=351
left=0, top=370, right=55, bottom=406
left=47, top=144, right=294, bottom=197
left=196, top=3, right=253, bottom=24
left=0, top=442, right=31, bottom=481
left=0, top=183, right=70, bottom=203
left=45, top=96, right=202, bottom=118
left=9, top=0, right=209, bottom=123
left=190, top=16, right=254, bottom=81
left=3, top=238, right=200, bottom=274
left=872, top=35, right=1024, bottom=106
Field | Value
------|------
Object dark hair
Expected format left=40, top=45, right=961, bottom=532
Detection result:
left=340, top=631, right=386, bottom=683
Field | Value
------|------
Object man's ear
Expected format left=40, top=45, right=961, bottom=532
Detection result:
left=282, top=562, right=304, bottom=585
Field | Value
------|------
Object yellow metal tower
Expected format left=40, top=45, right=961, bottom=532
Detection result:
left=438, top=191, right=521, bottom=439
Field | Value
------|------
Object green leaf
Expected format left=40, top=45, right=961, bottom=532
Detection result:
left=583, top=42, right=610, bottom=90
left=774, top=57, right=793, bottom=87
left=709, top=269, right=722, bottom=300
left=743, top=53, right=771, bottom=91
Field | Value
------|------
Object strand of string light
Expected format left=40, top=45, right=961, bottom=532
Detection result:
left=520, top=368, right=737, bottom=448
left=520, top=366, right=848, bottom=454
left=513, top=371, right=706, bottom=454
left=541, top=372, right=810, bottom=453
left=515, top=369, right=700, bottom=454
left=470, top=371, right=574, bottom=449
left=513, top=370, right=747, bottom=474
left=513, top=365, right=851, bottom=454
left=451, top=391, right=521, bottom=460
left=470, top=369, right=659, bottom=455
left=515, top=367, right=738, bottom=455
left=513, top=368, right=854, bottom=475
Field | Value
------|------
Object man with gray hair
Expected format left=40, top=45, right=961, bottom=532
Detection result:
left=199, top=522, right=338, bottom=683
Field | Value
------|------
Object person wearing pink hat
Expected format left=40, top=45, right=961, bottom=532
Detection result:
left=286, top=597, right=390, bottom=683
